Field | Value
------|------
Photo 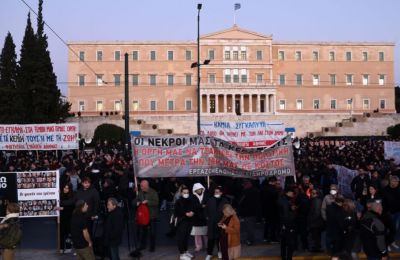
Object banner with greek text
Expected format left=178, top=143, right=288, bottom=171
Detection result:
left=132, top=135, right=295, bottom=178
left=0, top=170, right=59, bottom=218
left=200, top=121, right=285, bottom=148
left=384, top=141, right=400, bottom=165
left=0, top=123, right=79, bottom=150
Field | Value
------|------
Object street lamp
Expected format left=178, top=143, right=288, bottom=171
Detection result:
left=193, top=3, right=211, bottom=135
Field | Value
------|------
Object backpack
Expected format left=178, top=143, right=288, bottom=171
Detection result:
left=0, top=220, right=22, bottom=249
left=136, top=203, right=150, bottom=226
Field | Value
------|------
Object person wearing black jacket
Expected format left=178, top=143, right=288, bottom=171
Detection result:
left=60, top=183, right=75, bottom=253
left=191, top=183, right=208, bottom=252
left=103, top=198, right=124, bottom=260
left=360, top=200, right=388, bottom=260
left=350, top=169, right=371, bottom=201
left=261, top=177, right=280, bottom=243
left=238, top=180, right=260, bottom=246
left=174, top=186, right=195, bottom=260
left=307, top=189, right=324, bottom=252
left=278, top=187, right=297, bottom=260
left=326, top=196, right=346, bottom=259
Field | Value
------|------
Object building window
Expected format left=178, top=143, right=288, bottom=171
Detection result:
left=78, top=75, right=85, bottom=86
left=362, top=74, right=369, bottom=86
left=295, top=51, right=302, bottom=61
left=224, top=69, right=231, bottom=83
left=114, top=74, right=121, bottom=86
left=79, top=51, right=85, bottom=61
left=168, top=50, right=174, bottom=61
left=279, top=100, right=286, bottom=110
left=167, top=74, right=174, bottom=86
left=114, top=50, right=121, bottom=61
left=96, top=51, right=103, bottom=61
left=346, top=51, right=352, bottom=61
left=330, top=74, right=336, bottom=86
left=279, top=74, right=286, bottom=86
left=380, top=99, right=386, bottom=109
left=149, top=74, right=157, bottom=86
left=240, top=50, right=247, bottom=60
left=312, top=74, right=320, bottom=85
left=312, top=51, right=319, bottom=61
left=362, top=51, right=368, bottom=61
left=224, top=50, right=231, bottom=60
left=329, top=51, right=335, bottom=61
left=240, top=69, right=247, bottom=83
left=150, top=101, right=157, bottom=111
left=185, top=74, right=192, bottom=86
left=96, top=101, right=103, bottom=111
left=256, top=50, right=263, bottom=61
left=185, top=50, right=192, bottom=61
left=278, top=51, right=285, bottom=61
left=114, top=100, right=121, bottom=111
left=296, top=74, right=303, bottom=86
left=313, top=99, right=320, bottom=109
left=78, top=101, right=85, bottom=111
left=379, top=51, right=385, bottom=61
left=168, top=100, right=174, bottom=111
left=379, top=74, right=385, bottom=86
left=150, top=50, right=156, bottom=61
left=346, top=74, right=353, bottom=86
left=132, top=50, right=139, bottom=61
left=233, top=50, right=239, bottom=60
left=256, top=74, right=263, bottom=84
left=363, top=99, right=370, bottom=109
left=185, top=100, right=192, bottom=111
left=296, top=100, right=303, bottom=110
left=330, top=100, right=337, bottom=109
left=233, top=69, right=239, bottom=83
left=132, top=100, right=139, bottom=111
left=209, top=74, right=216, bottom=83
left=132, top=74, right=139, bottom=86
left=346, top=99, right=353, bottom=110
left=96, top=74, right=103, bottom=86
left=208, top=49, right=215, bottom=60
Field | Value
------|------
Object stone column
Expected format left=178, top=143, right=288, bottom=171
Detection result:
left=265, top=95, right=269, bottom=113
left=215, top=94, right=219, bottom=114
left=256, top=94, right=260, bottom=113
left=232, top=95, right=235, bottom=114
left=240, top=94, right=244, bottom=115
left=249, top=94, right=253, bottom=114
left=223, top=94, right=227, bottom=113
left=206, top=94, right=210, bottom=114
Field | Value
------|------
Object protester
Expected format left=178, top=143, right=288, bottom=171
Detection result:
left=307, top=189, right=324, bottom=252
left=0, top=203, right=21, bottom=260
left=135, top=179, right=159, bottom=252
left=60, top=182, right=75, bottom=253
left=103, top=197, right=124, bottom=260
left=351, top=169, right=371, bottom=201
left=238, top=180, right=260, bottom=246
left=360, top=200, right=388, bottom=260
left=191, top=183, right=208, bottom=252
left=71, top=200, right=95, bottom=260
left=261, top=176, right=280, bottom=243
left=382, top=175, right=400, bottom=246
left=321, top=184, right=339, bottom=221
left=278, top=187, right=297, bottom=260
left=205, top=186, right=229, bottom=260
left=219, top=204, right=241, bottom=260
left=326, top=196, right=346, bottom=260
left=174, top=185, right=195, bottom=260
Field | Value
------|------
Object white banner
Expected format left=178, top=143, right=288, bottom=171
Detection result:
left=200, top=121, right=285, bottom=148
left=0, top=123, right=79, bottom=150
left=384, top=141, right=400, bottom=165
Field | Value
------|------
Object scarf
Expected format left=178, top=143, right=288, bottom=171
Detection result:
left=1, top=213, right=19, bottom=224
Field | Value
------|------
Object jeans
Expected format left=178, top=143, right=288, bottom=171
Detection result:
left=392, top=212, right=400, bottom=241
left=109, top=246, right=120, bottom=260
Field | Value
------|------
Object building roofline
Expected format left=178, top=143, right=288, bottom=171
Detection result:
left=273, top=41, right=395, bottom=46
left=67, top=41, right=196, bottom=45
left=200, top=25, right=272, bottom=40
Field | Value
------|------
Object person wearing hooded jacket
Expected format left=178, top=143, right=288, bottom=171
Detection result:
left=174, top=185, right=196, bottom=260
left=191, top=183, right=208, bottom=252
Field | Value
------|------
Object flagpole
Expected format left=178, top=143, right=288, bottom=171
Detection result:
left=234, top=10, right=236, bottom=25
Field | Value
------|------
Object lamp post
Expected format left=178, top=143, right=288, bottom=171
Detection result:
left=196, top=3, right=202, bottom=135
left=124, top=53, right=130, bottom=152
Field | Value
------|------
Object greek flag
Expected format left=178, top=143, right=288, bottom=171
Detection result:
left=234, top=3, right=241, bottom=10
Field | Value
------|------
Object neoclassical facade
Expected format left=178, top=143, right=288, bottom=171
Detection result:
left=67, top=26, right=395, bottom=119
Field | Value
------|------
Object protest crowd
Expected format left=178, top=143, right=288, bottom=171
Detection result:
left=0, top=137, right=400, bottom=260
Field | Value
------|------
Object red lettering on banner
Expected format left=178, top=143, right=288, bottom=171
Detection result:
left=139, top=159, right=154, bottom=166
left=158, top=158, right=186, bottom=166
left=189, top=158, right=205, bottom=166
left=67, top=125, right=76, bottom=132
left=185, top=148, right=197, bottom=156
left=166, top=149, right=182, bottom=156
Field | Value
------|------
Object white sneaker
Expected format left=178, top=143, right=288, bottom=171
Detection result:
left=180, top=254, right=191, bottom=260
left=185, top=251, right=194, bottom=258
left=218, top=251, right=222, bottom=259
left=205, top=255, right=212, bottom=260
left=391, top=242, right=399, bottom=249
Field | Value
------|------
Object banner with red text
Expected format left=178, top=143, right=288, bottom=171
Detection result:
left=132, top=135, right=295, bottom=178
left=0, top=123, right=79, bottom=150
left=0, top=171, right=59, bottom=218
left=200, top=121, right=285, bottom=148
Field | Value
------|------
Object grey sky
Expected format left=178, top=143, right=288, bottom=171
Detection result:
left=1, top=0, right=399, bottom=95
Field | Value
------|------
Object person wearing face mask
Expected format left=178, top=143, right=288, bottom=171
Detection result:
left=205, top=186, right=228, bottom=260
left=321, top=184, right=339, bottom=222
left=174, top=186, right=195, bottom=260
left=191, top=183, right=208, bottom=252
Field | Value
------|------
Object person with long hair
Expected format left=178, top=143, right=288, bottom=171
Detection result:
left=0, top=203, right=21, bottom=260
left=219, top=204, right=241, bottom=260
left=59, top=182, right=75, bottom=253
